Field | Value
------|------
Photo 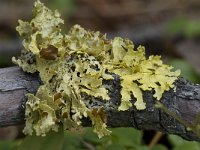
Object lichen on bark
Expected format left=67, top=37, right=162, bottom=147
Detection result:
left=13, top=0, right=180, bottom=138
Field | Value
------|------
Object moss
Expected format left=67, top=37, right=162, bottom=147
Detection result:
left=13, top=0, right=180, bottom=138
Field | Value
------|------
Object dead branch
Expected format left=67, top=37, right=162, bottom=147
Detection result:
left=0, top=66, right=200, bottom=141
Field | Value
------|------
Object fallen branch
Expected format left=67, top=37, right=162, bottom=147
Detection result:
left=0, top=66, right=200, bottom=141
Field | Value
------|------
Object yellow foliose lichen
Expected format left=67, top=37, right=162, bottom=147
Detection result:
left=13, top=0, right=180, bottom=138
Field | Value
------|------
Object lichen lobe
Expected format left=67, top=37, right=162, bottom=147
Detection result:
left=13, top=0, right=180, bottom=138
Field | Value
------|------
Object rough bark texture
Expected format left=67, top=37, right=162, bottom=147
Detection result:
left=0, top=67, right=40, bottom=126
left=0, top=66, right=200, bottom=141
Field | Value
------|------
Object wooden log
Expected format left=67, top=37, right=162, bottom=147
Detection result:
left=0, top=66, right=200, bottom=141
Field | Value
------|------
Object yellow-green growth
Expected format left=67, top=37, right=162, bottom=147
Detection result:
left=13, top=0, right=180, bottom=138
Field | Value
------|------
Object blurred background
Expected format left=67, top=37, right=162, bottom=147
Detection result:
left=1, top=0, right=200, bottom=149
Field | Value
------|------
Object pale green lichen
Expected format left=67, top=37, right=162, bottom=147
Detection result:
left=13, top=0, right=180, bottom=138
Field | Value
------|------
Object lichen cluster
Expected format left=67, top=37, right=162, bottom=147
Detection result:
left=13, top=0, right=180, bottom=138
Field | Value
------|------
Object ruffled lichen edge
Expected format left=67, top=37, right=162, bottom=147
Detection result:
left=13, top=0, right=180, bottom=138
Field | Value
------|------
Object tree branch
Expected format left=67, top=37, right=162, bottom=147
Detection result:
left=0, top=66, right=200, bottom=141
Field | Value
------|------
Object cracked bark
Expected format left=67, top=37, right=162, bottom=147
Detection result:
left=0, top=66, right=200, bottom=141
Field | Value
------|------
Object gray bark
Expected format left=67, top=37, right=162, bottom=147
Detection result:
left=0, top=66, right=200, bottom=141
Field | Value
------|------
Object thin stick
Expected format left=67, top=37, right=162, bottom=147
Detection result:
left=148, top=132, right=163, bottom=149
